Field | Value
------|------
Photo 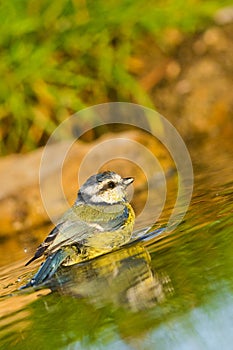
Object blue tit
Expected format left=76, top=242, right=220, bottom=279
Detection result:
left=21, top=171, right=135, bottom=288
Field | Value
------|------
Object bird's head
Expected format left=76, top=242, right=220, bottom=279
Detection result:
left=77, top=171, right=134, bottom=205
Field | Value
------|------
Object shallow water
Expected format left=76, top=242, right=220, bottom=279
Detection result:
left=0, top=144, right=233, bottom=350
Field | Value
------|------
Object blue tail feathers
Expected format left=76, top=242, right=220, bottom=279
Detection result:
left=20, top=249, right=69, bottom=289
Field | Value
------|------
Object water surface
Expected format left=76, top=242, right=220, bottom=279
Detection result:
left=0, top=144, right=233, bottom=350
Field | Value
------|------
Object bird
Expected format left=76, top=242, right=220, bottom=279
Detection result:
left=20, top=171, right=135, bottom=288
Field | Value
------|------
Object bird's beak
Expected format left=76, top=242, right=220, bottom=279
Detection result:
left=122, top=177, right=134, bottom=187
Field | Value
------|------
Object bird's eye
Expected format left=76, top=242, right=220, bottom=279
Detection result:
left=108, top=181, right=116, bottom=189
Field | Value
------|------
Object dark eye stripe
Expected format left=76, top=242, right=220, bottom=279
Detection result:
left=108, top=181, right=116, bottom=189
left=101, top=181, right=116, bottom=192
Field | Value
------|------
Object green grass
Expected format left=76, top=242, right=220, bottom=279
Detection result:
left=0, top=0, right=231, bottom=154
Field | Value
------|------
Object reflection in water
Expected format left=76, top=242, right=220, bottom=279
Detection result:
left=0, top=242, right=173, bottom=349
left=49, top=243, right=173, bottom=311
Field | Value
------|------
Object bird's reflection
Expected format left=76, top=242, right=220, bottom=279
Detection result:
left=0, top=242, right=173, bottom=348
left=47, top=243, right=173, bottom=311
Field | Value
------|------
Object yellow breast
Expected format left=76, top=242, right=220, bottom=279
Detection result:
left=62, top=203, right=135, bottom=266
left=87, top=202, right=135, bottom=249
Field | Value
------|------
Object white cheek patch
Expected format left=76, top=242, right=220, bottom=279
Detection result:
left=89, top=194, right=105, bottom=203
left=90, top=193, right=116, bottom=204
left=82, top=184, right=99, bottom=196
left=96, top=187, right=125, bottom=204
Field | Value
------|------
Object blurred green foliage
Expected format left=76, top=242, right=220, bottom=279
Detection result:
left=0, top=0, right=231, bottom=154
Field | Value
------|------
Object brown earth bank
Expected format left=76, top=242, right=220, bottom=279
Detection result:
left=147, top=23, right=233, bottom=144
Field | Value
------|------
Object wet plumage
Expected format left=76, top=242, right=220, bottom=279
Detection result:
left=21, top=171, right=135, bottom=288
